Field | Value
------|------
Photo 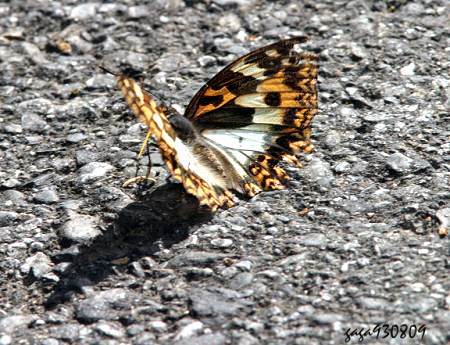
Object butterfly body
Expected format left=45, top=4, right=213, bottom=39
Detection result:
left=112, top=37, right=318, bottom=210
left=165, top=112, right=244, bottom=194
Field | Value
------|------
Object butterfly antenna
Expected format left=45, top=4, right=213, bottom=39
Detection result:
left=98, top=65, right=118, bottom=76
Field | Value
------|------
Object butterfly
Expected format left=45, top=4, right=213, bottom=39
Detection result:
left=106, top=37, right=318, bottom=211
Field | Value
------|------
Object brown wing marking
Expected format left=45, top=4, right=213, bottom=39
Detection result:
left=116, top=76, right=234, bottom=210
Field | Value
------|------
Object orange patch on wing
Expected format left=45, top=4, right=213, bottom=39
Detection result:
left=279, top=93, right=317, bottom=108
left=257, top=78, right=294, bottom=92
left=194, top=87, right=236, bottom=117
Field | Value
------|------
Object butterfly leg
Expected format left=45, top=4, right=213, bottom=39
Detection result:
left=122, top=130, right=156, bottom=188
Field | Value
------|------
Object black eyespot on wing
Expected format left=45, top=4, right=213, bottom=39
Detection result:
left=264, top=92, right=281, bottom=107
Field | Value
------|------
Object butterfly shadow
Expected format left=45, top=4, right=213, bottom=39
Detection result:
left=44, top=183, right=212, bottom=309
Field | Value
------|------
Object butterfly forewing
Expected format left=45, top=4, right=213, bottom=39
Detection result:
left=185, top=37, right=318, bottom=194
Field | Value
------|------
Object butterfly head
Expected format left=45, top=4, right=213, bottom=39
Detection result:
left=167, top=113, right=198, bottom=143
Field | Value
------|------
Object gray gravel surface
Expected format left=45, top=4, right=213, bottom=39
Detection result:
left=1, top=1, right=449, bottom=344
